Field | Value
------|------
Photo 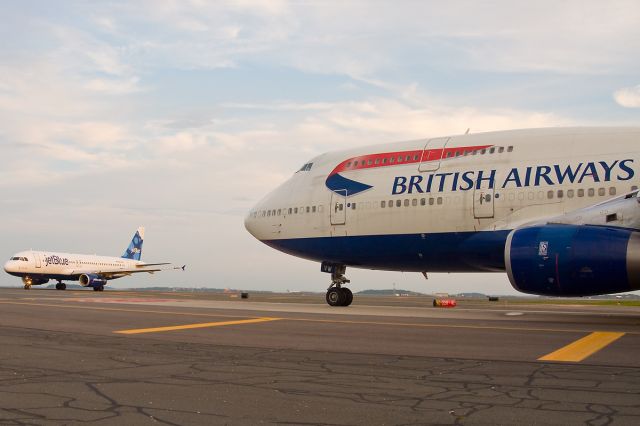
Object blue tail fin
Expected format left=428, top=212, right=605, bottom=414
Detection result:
left=122, top=227, right=144, bottom=261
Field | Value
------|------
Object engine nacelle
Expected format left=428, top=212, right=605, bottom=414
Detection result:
left=22, top=276, right=49, bottom=286
left=79, top=274, right=107, bottom=288
left=505, top=224, right=640, bottom=296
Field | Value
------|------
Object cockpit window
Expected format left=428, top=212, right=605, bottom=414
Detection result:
left=297, top=162, right=314, bottom=173
left=10, top=257, right=28, bottom=261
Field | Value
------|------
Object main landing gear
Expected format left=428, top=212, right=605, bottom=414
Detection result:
left=55, top=282, right=66, bottom=290
left=93, top=285, right=104, bottom=292
left=324, top=263, right=353, bottom=307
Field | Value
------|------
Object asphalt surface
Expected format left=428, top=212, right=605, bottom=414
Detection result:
left=1, top=288, right=640, bottom=425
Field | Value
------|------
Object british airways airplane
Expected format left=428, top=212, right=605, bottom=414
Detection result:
left=244, top=127, right=640, bottom=306
left=3, top=227, right=183, bottom=291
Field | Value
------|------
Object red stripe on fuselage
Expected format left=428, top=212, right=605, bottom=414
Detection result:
left=329, top=145, right=493, bottom=176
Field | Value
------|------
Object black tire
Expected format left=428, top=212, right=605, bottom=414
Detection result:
left=326, top=288, right=344, bottom=306
left=60, top=283, right=66, bottom=290
left=343, top=288, right=353, bottom=306
left=93, top=285, right=104, bottom=292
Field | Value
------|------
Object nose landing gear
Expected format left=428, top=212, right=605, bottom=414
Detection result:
left=55, top=282, right=66, bottom=290
left=323, top=263, right=353, bottom=307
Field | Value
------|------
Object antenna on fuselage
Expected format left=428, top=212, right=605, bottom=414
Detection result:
left=465, top=128, right=470, bottom=135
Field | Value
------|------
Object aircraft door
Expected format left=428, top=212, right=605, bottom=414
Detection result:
left=34, top=253, right=41, bottom=268
left=474, top=180, right=495, bottom=219
left=330, top=190, right=347, bottom=225
left=419, top=137, right=450, bottom=172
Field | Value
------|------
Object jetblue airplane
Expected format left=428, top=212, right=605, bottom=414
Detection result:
left=244, top=127, right=640, bottom=306
left=3, top=227, right=183, bottom=291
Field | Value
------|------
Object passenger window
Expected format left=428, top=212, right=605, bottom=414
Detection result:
left=404, top=199, right=409, bottom=207
left=446, top=151, right=452, bottom=158
left=498, top=147, right=504, bottom=153
left=547, top=190, right=554, bottom=199
left=381, top=201, right=386, bottom=208
left=390, top=157, right=395, bottom=163
left=375, top=159, right=380, bottom=165
left=406, top=155, right=411, bottom=161
left=294, top=208, right=298, bottom=214
left=480, top=149, right=486, bottom=155
left=578, top=189, right=584, bottom=197
left=346, top=162, right=352, bottom=168
left=389, top=200, right=394, bottom=208
left=429, top=198, right=435, bottom=205
left=396, top=200, right=402, bottom=207
left=288, top=208, right=292, bottom=214
left=367, top=159, right=373, bottom=165
left=567, top=189, right=574, bottom=198
left=598, top=188, right=605, bottom=196
left=312, top=206, right=317, bottom=213
left=489, top=147, right=495, bottom=154
left=351, top=203, right=356, bottom=210
left=609, top=187, right=616, bottom=196
left=383, top=158, right=387, bottom=164
left=420, top=198, right=426, bottom=206
left=277, top=209, right=281, bottom=215
left=354, top=161, right=359, bottom=166
left=557, top=190, right=563, bottom=198
left=339, top=204, right=344, bottom=211
left=507, top=146, right=513, bottom=152
left=412, top=199, right=418, bottom=206
left=588, top=188, right=595, bottom=197
left=306, top=206, right=310, bottom=213
left=414, top=155, right=419, bottom=161
left=437, top=197, right=443, bottom=205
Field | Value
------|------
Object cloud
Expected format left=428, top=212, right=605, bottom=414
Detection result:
left=614, top=85, right=640, bottom=108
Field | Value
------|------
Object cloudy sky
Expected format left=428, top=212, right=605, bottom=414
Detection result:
left=1, top=0, right=639, bottom=294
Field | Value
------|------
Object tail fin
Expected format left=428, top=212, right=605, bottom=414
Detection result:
left=122, top=227, right=144, bottom=261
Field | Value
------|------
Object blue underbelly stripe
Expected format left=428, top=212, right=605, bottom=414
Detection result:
left=263, top=230, right=511, bottom=272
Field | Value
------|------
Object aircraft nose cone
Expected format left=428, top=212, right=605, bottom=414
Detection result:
left=3, top=261, right=11, bottom=273
left=244, top=212, right=257, bottom=238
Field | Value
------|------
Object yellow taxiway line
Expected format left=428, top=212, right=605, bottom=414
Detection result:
left=114, top=317, right=282, bottom=334
left=538, top=331, right=625, bottom=362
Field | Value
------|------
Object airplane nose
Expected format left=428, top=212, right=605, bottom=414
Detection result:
left=3, top=261, right=11, bottom=273
left=244, top=212, right=257, bottom=238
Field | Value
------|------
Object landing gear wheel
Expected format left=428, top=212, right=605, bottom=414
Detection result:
left=23, top=284, right=31, bottom=290
left=343, top=288, right=353, bottom=307
left=93, top=285, right=104, bottom=292
left=55, top=283, right=66, bottom=290
left=326, top=288, right=345, bottom=306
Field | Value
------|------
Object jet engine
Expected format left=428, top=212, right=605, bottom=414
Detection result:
left=505, top=224, right=640, bottom=296
left=79, top=274, right=107, bottom=288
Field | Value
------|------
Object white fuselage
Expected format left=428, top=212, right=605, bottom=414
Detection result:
left=4, top=251, right=141, bottom=282
left=244, top=127, right=640, bottom=273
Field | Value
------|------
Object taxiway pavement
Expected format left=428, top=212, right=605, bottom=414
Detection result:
left=1, top=288, right=639, bottom=425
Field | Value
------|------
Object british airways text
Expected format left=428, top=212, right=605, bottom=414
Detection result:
left=392, top=159, right=635, bottom=195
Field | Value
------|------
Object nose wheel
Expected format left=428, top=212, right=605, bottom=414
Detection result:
left=326, top=287, right=353, bottom=307
left=324, top=264, right=353, bottom=306
left=55, top=282, right=66, bottom=290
